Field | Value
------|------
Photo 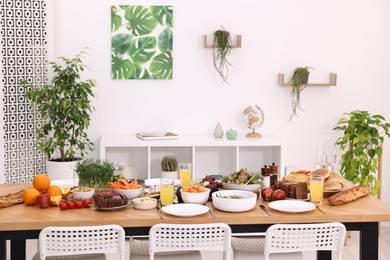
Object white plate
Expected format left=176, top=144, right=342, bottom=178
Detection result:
left=162, top=204, right=209, bottom=217
left=144, top=178, right=180, bottom=187
left=268, top=200, right=316, bottom=213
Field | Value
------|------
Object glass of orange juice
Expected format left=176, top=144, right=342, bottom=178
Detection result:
left=179, top=163, right=192, bottom=188
left=160, top=179, right=174, bottom=206
left=310, top=175, right=324, bottom=204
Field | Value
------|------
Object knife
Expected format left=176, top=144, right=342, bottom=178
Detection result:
left=259, top=204, right=272, bottom=216
left=156, top=201, right=163, bottom=219
left=207, top=203, right=216, bottom=219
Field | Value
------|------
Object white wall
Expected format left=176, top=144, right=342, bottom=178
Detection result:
left=50, top=0, right=390, bottom=204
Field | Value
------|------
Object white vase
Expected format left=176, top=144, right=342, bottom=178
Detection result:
left=46, top=160, right=79, bottom=181
left=161, top=171, right=178, bottom=179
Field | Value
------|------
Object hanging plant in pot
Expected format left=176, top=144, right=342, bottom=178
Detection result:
left=20, top=51, right=96, bottom=180
left=288, top=66, right=314, bottom=121
left=212, top=26, right=232, bottom=84
left=333, top=110, right=390, bottom=195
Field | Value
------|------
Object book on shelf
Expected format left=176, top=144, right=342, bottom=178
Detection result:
left=136, top=132, right=178, bottom=141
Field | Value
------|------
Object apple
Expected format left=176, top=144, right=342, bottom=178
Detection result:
left=38, top=194, right=51, bottom=208
left=272, top=189, right=286, bottom=201
left=261, top=187, right=274, bottom=201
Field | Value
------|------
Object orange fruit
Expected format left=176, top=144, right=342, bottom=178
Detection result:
left=50, top=195, right=62, bottom=206
left=23, top=188, right=41, bottom=205
left=61, top=187, right=71, bottom=199
left=45, top=185, right=62, bottom=197
left=32, top=174, right=51, bottom=191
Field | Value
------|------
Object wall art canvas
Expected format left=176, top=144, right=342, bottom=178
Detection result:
left=111, top=5, right=173, bottom=80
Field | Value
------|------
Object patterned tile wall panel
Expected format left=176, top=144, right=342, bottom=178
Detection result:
left=1, top=0, right=47, bottom=183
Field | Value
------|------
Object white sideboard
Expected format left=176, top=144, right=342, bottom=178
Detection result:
left=100, top=134, right=282, bottom=180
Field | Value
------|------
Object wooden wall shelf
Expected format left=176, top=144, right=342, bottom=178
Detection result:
left=278, top=73, right=337, bottom=87
left=203, top=35, right=242, bottom=48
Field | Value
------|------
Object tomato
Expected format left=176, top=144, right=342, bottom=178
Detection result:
left=59, top=201, right=68, bottom=210
left=67, top=201, right=75, bottom=209
left=83, top=198, right=92, bottom=208
left=75, top=200, right=83, bottom=209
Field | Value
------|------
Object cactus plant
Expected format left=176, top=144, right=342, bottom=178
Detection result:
left=161, top=155, right=178, bottom=172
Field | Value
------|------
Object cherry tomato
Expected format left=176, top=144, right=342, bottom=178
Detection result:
left=59, top=201, right=68, bottom=210
left=67, top=201, right=75, bottom=209
left=75, top=200, right=83, bottom=209
left=83, top=198, right=92, bottom=208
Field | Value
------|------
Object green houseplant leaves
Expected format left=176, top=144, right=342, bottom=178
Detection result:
left=111, top=5, right=173, bottom=80
left=333, top=110, right=390, bottom=195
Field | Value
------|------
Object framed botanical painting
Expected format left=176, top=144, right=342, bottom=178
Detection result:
left=111, top=5, right=173, bottom=80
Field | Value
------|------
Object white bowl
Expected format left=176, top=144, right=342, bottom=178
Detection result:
left=221, top=182, right=262, bottom=193
left=113, top=187, right=143, bottom=200
left=72, top=188, right=95, bottom=200
left=180, top=188, right=210, bottom=204
left=133, top=197, right=157, bottom=210
left=212, top=190, right=257, bottom=212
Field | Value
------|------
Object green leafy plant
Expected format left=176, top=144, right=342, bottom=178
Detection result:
left=333, top=110, right=390, bottom=195
left=76, top=159, right=116, bottom=189
left=289, top=66, right=314, bottom=121
left=161, top=155, right=178, bottom=172
left=20, top=51, right=96, bottom=161
left=212, top=26, right=232, bottom=84
left=111, top=5, right=173, bottom=80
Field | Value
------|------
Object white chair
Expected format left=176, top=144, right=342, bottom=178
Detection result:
left=37, top=224, right=126, bottom=260
left=130, top=223, right=232, bottom=260
left=232, top=222, right=346, bottom=260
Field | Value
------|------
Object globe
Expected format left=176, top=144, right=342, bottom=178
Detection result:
left=242, top=105, right=264, bottom=138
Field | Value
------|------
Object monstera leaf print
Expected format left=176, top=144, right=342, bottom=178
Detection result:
left=124, top=6, right=158, bottom=36
left=150, top=6, right=173, bottom=28
left=149, top=52, right=172, bottom=79
left=111, top=5, right=173, bottom=80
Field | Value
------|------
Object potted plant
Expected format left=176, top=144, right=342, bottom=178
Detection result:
left=289, top=66, right=314, bottom=121
left=212, top=26, right=232, bottom=84
left=333, top=110, right=390, bottom=195
left=75, top=159, right=116, bottom=189
left=161, top=155, right=178, bottom=179
left=20, top=51, right=96, bottom=180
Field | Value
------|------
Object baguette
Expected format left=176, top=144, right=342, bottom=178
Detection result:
left=328, top=185, right=370, bottom=206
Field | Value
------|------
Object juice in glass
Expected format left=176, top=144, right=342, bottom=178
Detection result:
left=179, top=163, right=192, bottom=188
left=160, top=179, right=174, bottom=206
left=310, top=175, right=324, bottom=204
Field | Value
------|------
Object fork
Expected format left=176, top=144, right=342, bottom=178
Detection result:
left=156, top=201, right=163, bottom=219
left=207, top=202, right=216, bottom=219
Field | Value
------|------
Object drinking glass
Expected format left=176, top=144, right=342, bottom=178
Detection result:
left=179, top=163, right=192, bottom=188
left=160, top=179, right=174, bottom=206
left=310, top=175, right=324, bottom=204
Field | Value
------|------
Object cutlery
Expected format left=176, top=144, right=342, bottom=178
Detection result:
left=259, top=204, right=272, bottom=216
left=156, top=201, right=163, bottom=219
left=207, top=203, right=216, bottom=219
left=316, top=206, right=326, bottom=215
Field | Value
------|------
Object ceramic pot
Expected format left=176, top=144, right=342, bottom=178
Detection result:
left=213, top=122, right=224, bottom=138
left=46, top=159, right=80, bottom=181
left=161, top=171, right=178, bottom=179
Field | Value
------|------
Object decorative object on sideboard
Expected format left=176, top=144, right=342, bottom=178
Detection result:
left=333, top=110, right=390, bottom=196
left=213, top=122, right=224, bottom=138
left=242, top=105, right=264, bottom=138
left=226, top=129, right=238, bottom=140
left=20, top=51, right=96, bottom=180
left=287, top=66, right=314, bottom=121
left=161, top=155, right=178, bottom=179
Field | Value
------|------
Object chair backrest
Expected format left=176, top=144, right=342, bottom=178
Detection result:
left=39, top=224, right=126, bottom=260
left=264, top=222, right=346, bottom=260
left=149, top=223, right=232, bottom=260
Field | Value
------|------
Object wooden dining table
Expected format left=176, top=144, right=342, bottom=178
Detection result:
left=1, top=183, right=390, bottom=260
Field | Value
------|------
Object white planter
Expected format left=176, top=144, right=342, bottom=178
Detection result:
left=161, top=171, right=178, bottom=179
left=46, top=160, right=79, bottom=181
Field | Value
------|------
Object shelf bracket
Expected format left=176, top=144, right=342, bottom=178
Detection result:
left=278, top=73, right=337, bottom=87
left=203, top=35, right=242, bottom=48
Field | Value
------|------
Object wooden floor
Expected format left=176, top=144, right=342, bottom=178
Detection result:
left=23, top=226, right=390, bottom=260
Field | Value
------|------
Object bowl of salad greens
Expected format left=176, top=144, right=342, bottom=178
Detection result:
left=221, top=168, right=263, bottom=193
left=212, top=190, right=257, bottom=212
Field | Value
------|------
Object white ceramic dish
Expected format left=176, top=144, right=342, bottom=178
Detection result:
left=268, top=200, right=316, bottom=213
left=180, top=188, right=210, bottom=204
left=162, top=204, right=209, bottom=217
left=133, top=197, right=157, bottom=210
left=72, top=188, right=95, bottom=200
left=212, top=190, right=257, bottom=212
left=221, top=182, right=262, bottom=193
left=93, top=201, right=132, bottom=211
left=113, top=187, right=143, bottom=200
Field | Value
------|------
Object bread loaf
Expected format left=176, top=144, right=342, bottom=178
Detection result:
left=0, top=190, right=25, bottom=208
left=328, top=185, right=370, bottom=206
